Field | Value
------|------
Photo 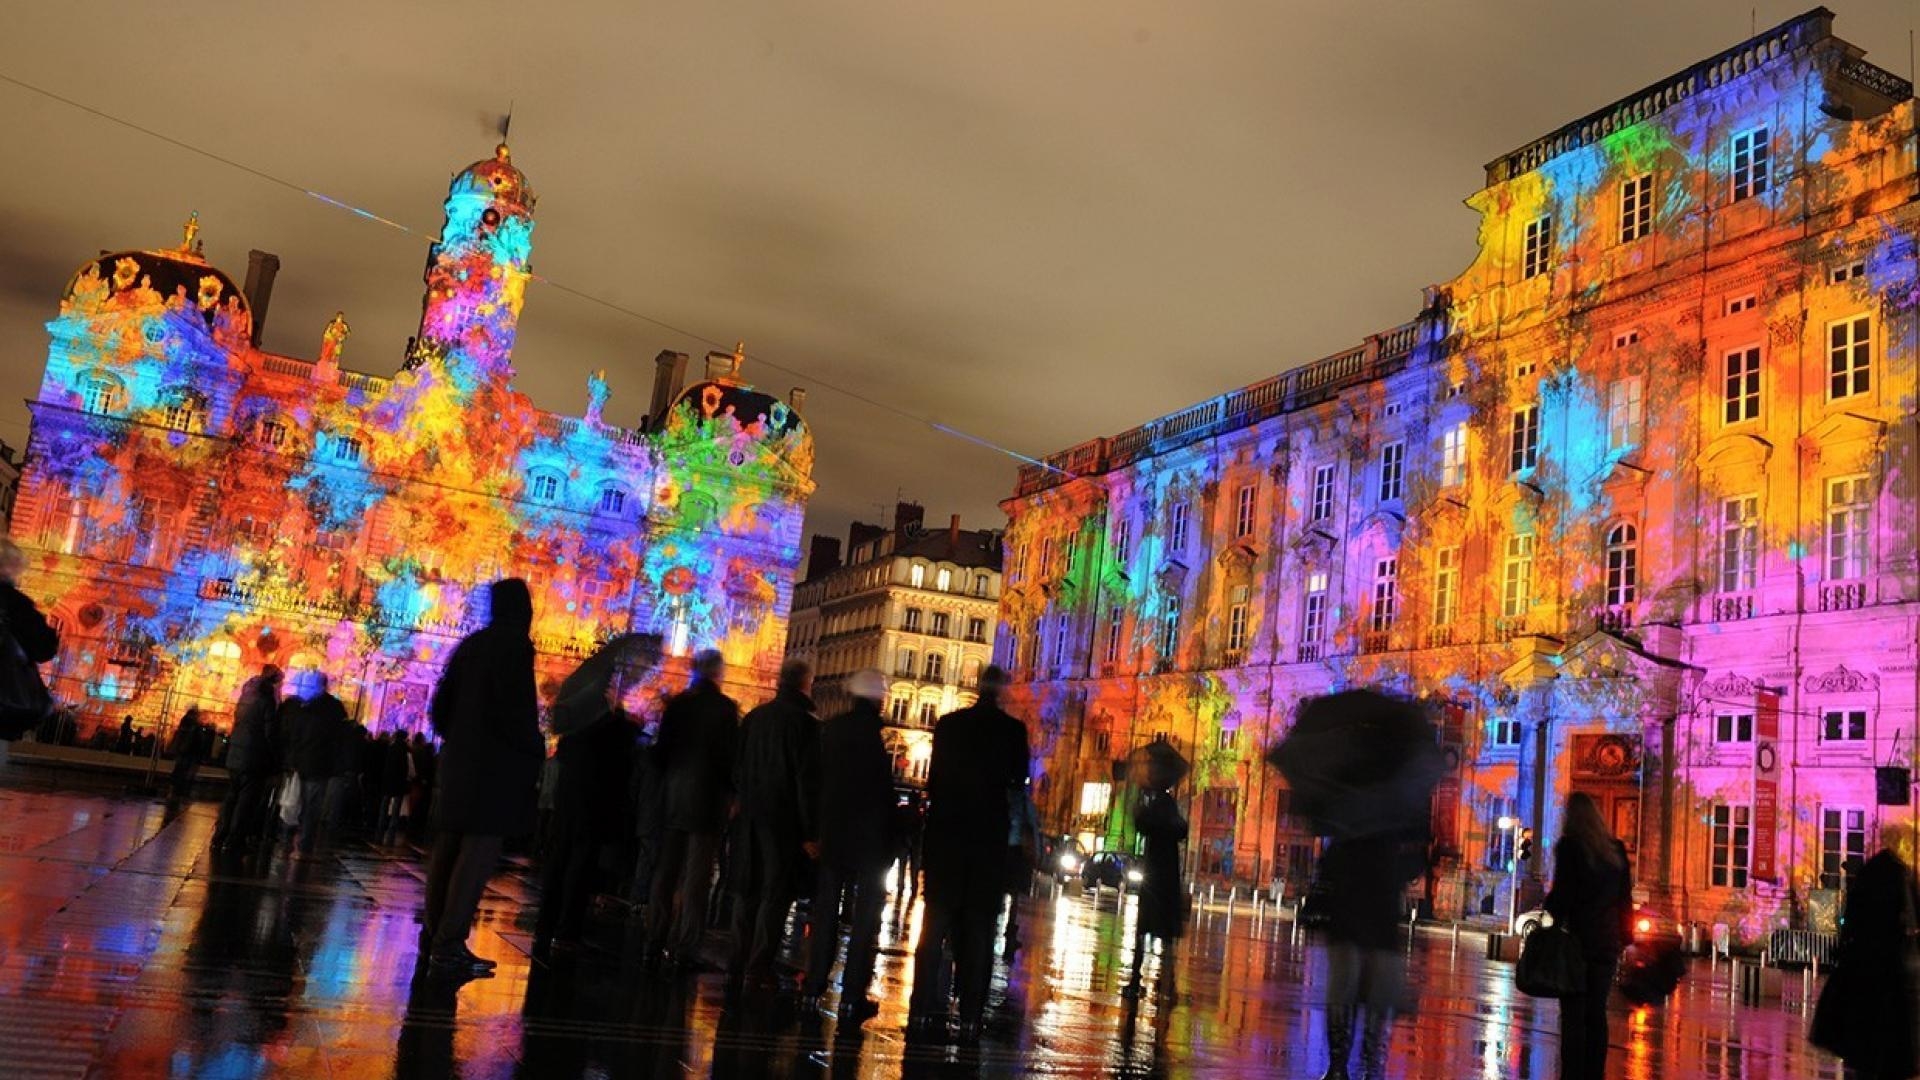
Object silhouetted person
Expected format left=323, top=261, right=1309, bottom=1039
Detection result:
left=408, top=733, right=435, bottom=838
left=376, top=732, right=415, bottom=840
left=908, top=665, right=1030, bottom=1040
left=1813, top=840, right=1920, bottom=1079
left=644, top=649, right=739, bottom=967
left=168, top=707, right=207, bottom=799
left=1316, top=825, right=1425, bottom=1079
left=422, top=578, right=544, bottom=976
left=1543, top=792, right=1631, bottom=1080
left=727, top=657, right=820, bottom=994
left=1123, top=780, right=1188, bottom=1001
left=285, top=673, right=350, bottom=856
left=0, top=538, right=57, bottom=737
left=115, top=715, right=135, bottom=754
left=534, top=692, right=638, bottom=955
left=892, top=790, right=924, bottom=898
left=212, top=665, right=283, bottom=850
left=803, top=669, right=894, bottom=1021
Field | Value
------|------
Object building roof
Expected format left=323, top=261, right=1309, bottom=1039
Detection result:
left=451, top=143, right=535, bottom=211
left=66, top=240, right=247, bottom=329
left=892, top=526, right=1002, bottom=571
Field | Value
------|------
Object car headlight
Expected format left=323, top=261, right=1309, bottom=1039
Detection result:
left=1635, top=916, right=1655, bottom=935
left=1059, top=854, right=1079, bottom=871
left=1126, top=869, right=1145, bottom=883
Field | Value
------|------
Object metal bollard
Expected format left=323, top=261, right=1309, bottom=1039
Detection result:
left=1228, top=885, right=1237, bottom=911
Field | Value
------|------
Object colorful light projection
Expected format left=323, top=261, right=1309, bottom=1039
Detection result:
left=11, top=147, right=814, bottom=738
left=1000, top=11, right=1919, bottom=940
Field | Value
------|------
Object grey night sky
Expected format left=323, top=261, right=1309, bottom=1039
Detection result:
left=1, top=3, right=1913, bottom=548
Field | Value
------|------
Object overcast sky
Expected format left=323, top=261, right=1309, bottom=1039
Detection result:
left=3, top=2, right=1914, bottom=547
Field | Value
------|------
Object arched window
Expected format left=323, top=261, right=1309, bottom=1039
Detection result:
left=1605, top=523, right=1638, bottom=607
left=598, top=484, right=629, bottom=516
left=527, top=470, right=563, bottom=504
left=78, top=372, right=127, bottom=415
left=936, top=567, right=952, bottom=591
left=909, top=563, right=926, bottom=588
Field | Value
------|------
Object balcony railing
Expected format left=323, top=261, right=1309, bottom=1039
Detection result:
left=1594, top=604, right=1635, bottom=633
left=1493, top=617, right=1534, bottom=643
left=1818, top=581, right=1868, bottom=612
left=1711, top=593, right=1755, bottom=622
left=1425, top=625, right=1457, bottom=649
left=1361, top=631, right=1392, bottom=655
left=1296, top=643, right=1322, bottom=663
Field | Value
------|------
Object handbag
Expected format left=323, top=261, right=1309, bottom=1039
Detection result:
left=1515, top=924, right=1588, bottom=997
left=0, top=616, right=54, bottom=741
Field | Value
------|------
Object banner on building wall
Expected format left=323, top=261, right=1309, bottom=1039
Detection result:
left=1752, top=690, right=1781, bottom=882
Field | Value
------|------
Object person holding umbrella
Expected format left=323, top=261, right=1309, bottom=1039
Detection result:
left=1270, top=689, right=1442, bottom=1080
left=1122, top=737, right=1190, bottom=1002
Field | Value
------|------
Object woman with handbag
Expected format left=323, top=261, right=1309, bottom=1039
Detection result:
left=1810, top=840, right=1920, bottom=1079
left=0, top=538, right=59, bottom=741
left=1542, top=792, right=1630, bottom=1080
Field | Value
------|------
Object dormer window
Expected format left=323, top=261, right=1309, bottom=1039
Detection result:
left=910, top=563, right=926, bottom=588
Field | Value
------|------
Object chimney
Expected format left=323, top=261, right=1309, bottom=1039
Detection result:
left=948, top=513, right=961, bottom=549
left=647, top=350, right=688, bottom=430
left=787, top=387, right=806, bottom=414
left=894, top=501, right=925, bottom=536
left=805, top=535, right=842, bottom=581
left=243, top=250, right=280, bottom=347
left=847, top=521, right=886, bottom=561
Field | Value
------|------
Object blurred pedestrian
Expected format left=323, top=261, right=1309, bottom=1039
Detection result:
left=1123, top=761, right=1188, bottom=1002
left=421, top=578, right=544, bottom=977
left=286, top=673, right=351, bottom=857
left=408, top=732, right=435, bottom=839
left=1002, top=785, right=1040, bottom=957
left=643, top=649, right=739, bottom=968
left=893, top=790, right=924, bottom=898
left=907, top=665, right=1030, bottom=1041
left=0, top=537, right=57, bottom=743
left=1543, top=792, right=1631, bottom=1080
left=1812, top=836, right=1920, bottom=1080
left=803, top=669, right=894, bottom=1021
left=115, top=715, right=135, bottom=754
left=726, top=657, right=820, bottom=994
left=212, top=664, right=283, bottom=851
left=168, top=707, right=208, bottom=800
left=376, top=731, right=415, bottom=841
left=533, top=682, right=639, bottom=956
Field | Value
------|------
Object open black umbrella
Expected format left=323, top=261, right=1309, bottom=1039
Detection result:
left=1265, top=688, right=1443, bottom=840
left=1135, top=738, right=1190, bottom=790
left=549, top=633, right=662, bottom=737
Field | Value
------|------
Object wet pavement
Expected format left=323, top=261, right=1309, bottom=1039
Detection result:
left=0, top=770, right=1843, bottom=1079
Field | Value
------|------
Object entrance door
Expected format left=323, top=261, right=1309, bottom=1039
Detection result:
left=1569, top=733, right=1643, bottom=867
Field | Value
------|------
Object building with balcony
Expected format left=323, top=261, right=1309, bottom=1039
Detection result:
left=787, top=502, right=1001, bottom=782
left=998, top=10, right=1919, bottom=943
left=8, top=145, right=815, bottom=740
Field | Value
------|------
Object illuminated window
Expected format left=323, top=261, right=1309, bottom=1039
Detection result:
left=1719, top=495, right=1759, bottom=592
left=961, top=658, right=981, bottom=687
left=966, top=617, right=986, bottom=643
left=331, top=433, right=364, bottom=465
left=1104, top=606, right=1124, bottom=664
left=1491, top=718, right=1523, bottom=749
left=1169, top=503, right=1190, bottom=552
left=1522, top=215, right=1553, bottom=279
left=1227, top=600, right=1249, bottom=654
left=79, top=373, right=127, bottom=415
left=1715, top=712, right=1754, bottom=744
left=1486, top=796, right=1517, bottom=869
left=1379, top=441, right=1405, bottom=502
left=1502, top=533, right=1534, bottom=618
left=1605, top=524, right=1638, bottom=607
left=1828, top=315, right=1872, bottom=400
left=903, top=608, right=922, bottom=632
left=1054, top=614, right=1070, bottom=665
left=598, top=486, right=627, bottom=515
left=1441, top=424, right=1468, bottom=487
left=161, top=390, right=205, bottom=433
left=1079, top=781, right=1113, bottom=817
left=1723, top=346, right=1762, bottom=424
left=528, top=472, right=560, bottom=502
left=1820, top=807, right=1867, bottom=889
left=1509, top=404, right=1540, bottom=472
left=1620, top=173, right=1653, bottom=242
left=1612, top=329, right=1640, bottom=349
left=897, top=648, right=915, bottom=677
left=1383, top=401, right=1403, bottom=417
left=1310, top=464, right=1335, bottom=522
left=1445, top=380, right=1466, bottom=400
left=910, top=563, right=927, bottom=588
left=1726, top=294, right=1758, bottom=315
left=1433, top=546, right=1460, bottom=627
left=930, top=612, right=950, bottom=637
left=257, top=417, right=289, bottom=447
left=1235, top=484, right=1257, bottom=538
left=1820, top=710, right=1868, bottom=745
left=1005, top=629, right=1019, bottom=672
left=920, top=702, right=938, bottom=725
left=1731, top=127, right=1770, bottom=202
left=890, top=697, right=910, bottom=723
left=973, top=574, right=989, bottom=597
left=1513, top=357, right=1536, bottom=377
left=936, top=567, right=952, bottom=591
left=1710, top=804, right=1751, bottom=888
left=1302, top=572, right=1328, bottom=644
left=1369, top=558, right=1398, bottom=633
left=1606, top=378, right=1644, bottom=452
left=1158, top=597, right=1181, bottom=660
left=924, top=652, right=944, bottom=681
left=1113, top=518, right=1132, bottom=564
left=1825, top=475, right=1872, bottom=581
left=1828, top=260, right=1866, bottom=284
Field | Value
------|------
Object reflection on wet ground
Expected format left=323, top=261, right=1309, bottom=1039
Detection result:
left=0, top=774, right=1841, bottom=1078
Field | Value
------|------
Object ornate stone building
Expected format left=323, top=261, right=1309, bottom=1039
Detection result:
left=10, top=145, right=814, bottom=737
left=999, top=10, right=1919, bottom=943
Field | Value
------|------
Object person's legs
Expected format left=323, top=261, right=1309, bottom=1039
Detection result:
left=805, top=862, right=847, bottom=996
left=953, top=863, right=1003, bottom=1026
left=1322, top=940, right=1361, bottom=1079
left=1584, top=957, right=1617, bottom=1080
left=670, top=831, right=720, bottom=958
left=1356, top=947, right=1402, bottom=1080
left=422, top=829, right=464, bottom=947
left=429, top=833, right=504, bottom=957
left=230, top=771, right=268, bottom=845
left=297, top=777, right=328, bottom=855
left=644, top=828, right=690, bottom=953
left=841, top=866, right=887, bottom=1003
left=745, top=839, right=798, bottom=978
left=908, top=892, right=958, bottom=1022
left=212, top=776, right=245, bottom=846
left=727, top=826, right=763, bottom=980
left=554, top=833, right=598, bottom=943
left=535, top=825, right=577, bottom=947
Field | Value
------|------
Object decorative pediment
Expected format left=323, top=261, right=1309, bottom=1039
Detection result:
left=1700, top=671, right=1760, bottom=699
left=1154, top=559, right=1189, bottom=592
left=1291, top=525, right=1338, bottom=556
left=1803, top=664, right=1878, bottom=694
left=1697, top=431, right=1772, bottom=471
left=1555, top=629, right=1691, bottom=681
left=1215, top=542, right=1259, bottom=571
left=1356, top=508, right=1406, bottom=546
left=1799, top=412, right=1888, bottom=465
left=1589, top=457, right=1652, bottom=491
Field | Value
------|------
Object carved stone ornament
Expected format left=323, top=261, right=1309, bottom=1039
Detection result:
left=1803, top=664, right=1879, bottom=694
left=1767, top=312, right=1806, bottom=346
left=1701, top=672, right=1759, bottom=699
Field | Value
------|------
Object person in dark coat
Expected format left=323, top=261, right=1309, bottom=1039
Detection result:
left=285, top=674, right=351, bottom=857
left=1543, top=792, right=1632, bottom=1080
left=115, top=716, right=135, bottom=754
left=533, top=693, right=639, bottom=954
left=802, top=669, right=896, bottom=1021
left=1123, top=779, right=1188, bottom=1001
left=212, top=665, right=283, bottom=850
left=0, top=540, right=57, bottom=667
left=726, top=658, right=821, bottom=993
left=1812, top=841, right=1920, bottom=1079
left=1316, top=823, right=1428, bottom=1080
left=168, top=708, right=207, bottom=800
left=422, top=578, right=544, bottom=976
left=376, top=732, right=415, bottom=840
left=907, top=665, right=1030, bottom=1040
left=643, top=649, right=740, bottom=967
left=408, top=733, right=436, bottom=840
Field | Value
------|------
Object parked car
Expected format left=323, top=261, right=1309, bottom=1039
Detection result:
left=1514, top=905, right=1680, bottom=948
left=1512, top=905, right=1687, bottom=1004
left=1080, top=851, right=1144, bottom=890
left=1046, top=837, right=1089, bottom=883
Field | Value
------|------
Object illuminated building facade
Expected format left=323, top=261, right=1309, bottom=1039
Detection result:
left=1001, top=10, right=1919, bottom=941
left=10, top=145, right=815, bottom=738
left=787, top=502, right=1002, bottom=782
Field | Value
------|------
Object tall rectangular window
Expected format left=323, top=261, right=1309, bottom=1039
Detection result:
left=1433, top=546, right=1460, bottom=627
left=966, top=617, right=986, bottom=643
left=1509, top=404, right=1540, bottom=472
left=1369, top=558, right=1399, bottom=633
left=936, top=568, right=952, bottom=591
left=1227, top=601, right=1249, bottom=654
left=1379, top=441, right=1405, bottom=502
left=1114, top=518, right=1132, bottom=565
left=925, top=652, right=944, bottom=681
left=1038, top=539, right=1053, bottom=579
left=931, top=612, right=950, bottom=637
left=1441, top=423, right=1468, bottom=487
left=1170, top=503, right=1190, bottom=553
left=1829, top=315, right=1872, bottom=400
left=1486, top=796, right=1517, bottom=869
left=1158, top=597, right=1181, bottom=659
left=1820, top=709, right=1868, bottom=744
left=1303, top=572, right=1329, bottom=644
left=1235, top=484, right=1257, bottom=538
left=1719, top=495, right=1759, bottom=592
left=1731, top=127, right=1770, bottom=202
left=1724, top=346, right=1761, bottom=424
left=904, top=608, right=923, bottom=632
left=1310, top=464, right=1335, bottom=522
left=898, top=648, right=916, bottom=676
left=1606, top=378, right=1644, bottom=452
left=1054, top=614, right=1070, bottom=666
left=1105, top=606, right=1123, bottom=664
left=1522, top=214, right=1553, bottom=279
left=1620, top=173, right=1653, bottom=242
left=1502, top=533, right=1534, bottom=618
left=1605, top=524, right=1639, bottom=607
left=1826, top=475, right=1872, bottom=581
left=1711, top=804, right=1751, bottom=888
left=1820, top=807, right=1867, bottom=888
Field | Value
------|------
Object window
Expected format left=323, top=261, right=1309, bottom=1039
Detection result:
left=1054, top=614, right=1070, bottom=666
left=1104, top=606, right=1124, bottom=664
left=1063, top=534, right=1078, bottom=576
left=1829, top=260, right=1866, bottom=284
left=1004, top=630, right=1019, bottom=672
left=931, top=612, right=950, bottom=637
left=1383, top=401, right=1403, bottom=418
left=257, top=417, right=288, bottom=447
left=936, top=568, right=952, bottom=591
left=1731, top=127, right=1770, bottom=202
left=897, top=648, right=916, bottom=677
left=1310, top=464, right=1335, bottom=522
left=1612, top=329, right=1640, bottom=349
left=1158, top=597, right=1181, bottom=660
left=1114, top=519, right=1132, bottom=565
left=331, top=433, right=364, bottom=465
left=1502, top=533, right=1534, bottom=618
left=1446, top=380, right=1466, bottom=400
left=1820, top=808, right=1868, bottom=888
left=1379, top=442, right=1405, bottom=502
left=1825, top=475, right=1872, bottom=581
left=1433, top=546, right=1460, bottom=627
left=1218, top=729, right=1238, bottom=752
left=1079, top=781, right=1114, bottom=818
left=598, top=486, right=627, bottom=515
left=1522, top=214, right=1553, bottom=279
left=1719, top=496, right=1759, bottom=592
left=1369, top=558, right=1398, bottom=633
left=1620, top=174, right=1653, bottom=242
left=965, top=617, right=985, bottom=642
left=1829, top=315, right=1872, bottom=400
left=1724, top=346, right=1761, bottom=424
left=1509, top=404, right=1540, bottom=472
left=910, top=563, right=927, bottom=588
left=1821, top=709, right=1867, bottom=744
left=1513, top=357, right=1537, bottom=378
left=1490, top=717, right=1524, bottom=750
left=1303, top=572, right=1329, bottom=644
left=1169, top=504, right=1190, bottom=553
left=1486, top=797, right=1518, bottom=869
left=1726, top=294, right=1758, bottom=315
left=961, top=659, right=981, bottom=687
left=80, top=374, right=126, bottom=414
left=1711, top=804, right=1751, bottom=889
left=1605, top=524, right=1638, bottom=607
left=1606, top=378, right=1643, bottom=452
left=162, top=392, right=204, bottom=433
left=890, top=697, right=910, bottom=723
left=1227, top=601, right=1249, bottom=654
left=920, top=702, right=938, bottom=726
left=1714, top=713, right=1754, bottom=744
left=1441, top=424, right=1468, bottom=487
left=973, top=573, right=989, bottom=597
left=903, top=608, right=923, bottom=633
left=1235, top=484, right=1257, bottom=538
left=925, top=652, right=944, bottom=681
